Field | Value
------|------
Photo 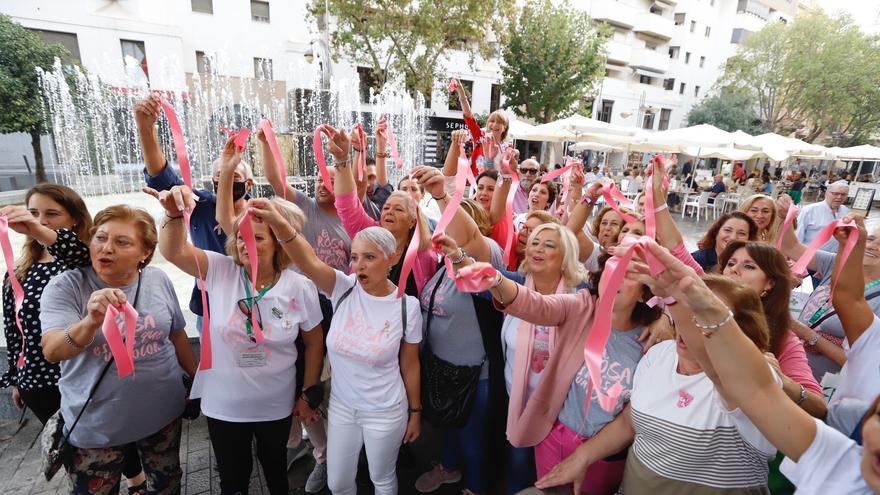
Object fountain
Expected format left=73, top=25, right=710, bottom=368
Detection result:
left=36, top=51, right=428, bottom=197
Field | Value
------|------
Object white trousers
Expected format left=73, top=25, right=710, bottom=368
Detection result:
left=326, top=397, right=407, bottom=495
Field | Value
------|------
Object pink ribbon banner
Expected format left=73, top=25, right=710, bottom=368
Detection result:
left=259, top=119, right=288, bottom=200
left=220, top=127, right=251, bottom=151
left=0, top=217, right=25, bottom=368
left=790, top=219, right=858, bottom=298
left=237, top=210, right=267, bottom=342
left=102, top=302, right=139, bottom=378
left=776, top=204, right=800, bottom=250
left=312, top=125, right=337, bottom=195
left=159, top=99, right=213, bottom=370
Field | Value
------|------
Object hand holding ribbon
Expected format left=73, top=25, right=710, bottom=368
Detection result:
left=598, top=179, right=638, bottom=225
left=453, top=262, right=500, bottom=293
left=313, top=125, right=339, bottom=194
left=351, top=123, right=367, bottom=180
left=385, top=123, right=406, bottom=170
left=220, top=127, right=251, bottom=151
left=790, top=216, right=859, bottom=299
left=102, top=301, right=139, bottom=378
left=448, top=78, right=459, bottom=93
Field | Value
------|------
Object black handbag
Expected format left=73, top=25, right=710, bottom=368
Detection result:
left=421, top=270, right=484, bottom=428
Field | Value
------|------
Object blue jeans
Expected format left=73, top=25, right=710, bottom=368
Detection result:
left=508, top=444, right=536, bottom=494
left=441, top=379, right=490, bottom=492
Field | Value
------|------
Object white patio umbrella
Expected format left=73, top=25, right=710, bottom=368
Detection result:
left=530, top=114, right=636, bottom=142
left=506, top=117, right=539, bottom=141
left=828, top=144, right=880, bottom=161
left=752, top=133, right=831, bottom=160
left=632, top=124, right=747, bottom=150
left=570, top=141, right=624, bottom=153
left=680, top=145, right=765, bottom=161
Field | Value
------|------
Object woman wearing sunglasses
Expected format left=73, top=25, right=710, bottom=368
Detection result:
left=157, top=140, right=325, bottom=495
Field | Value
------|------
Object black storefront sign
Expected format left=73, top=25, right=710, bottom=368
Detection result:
left=427, top=116, right=469, bottom=132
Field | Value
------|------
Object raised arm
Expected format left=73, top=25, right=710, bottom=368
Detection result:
left=215, top=137, right=242, bottom=235
left=0, top=206, right=87, bottom=265
left=327, top=126, right=355, bottom=197
left=567, top=182, right=602, bottom=263
left=134, top=94, right=167, bottom=176
left=375, top=116, right=389, bottom=187
left=489, top=174, right=512, bottom=226
left=454, top=78, right=473, bottom=119
left=776, top=194, right=815, bottom=271
left=256, top=128, right=297, bottom=201
left=649, top=159, right=685, bottom=250
left=155, top=185, right=210, bottom=278
left=831, top=215, right=875, bottom=345
left=248, top=199, right=336, bottom=295
left=442, top=130, right=469, bottom=177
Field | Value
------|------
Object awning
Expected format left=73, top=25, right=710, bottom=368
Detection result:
left=633, top=68, right=665, bottom=78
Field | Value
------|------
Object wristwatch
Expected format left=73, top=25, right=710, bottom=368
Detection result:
left=806, top=334, right=821, bottom=346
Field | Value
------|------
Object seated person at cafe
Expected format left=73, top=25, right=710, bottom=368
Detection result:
left=705, top=174, right=726, bottom=203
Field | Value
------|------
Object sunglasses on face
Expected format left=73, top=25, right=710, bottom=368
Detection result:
left=519, top=168, right=539, bottom=175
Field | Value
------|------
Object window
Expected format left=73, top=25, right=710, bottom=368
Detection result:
left=448, top=80, right=473, bottom=111
left=356, top=66, right=383, bottom=103
left=30, top=29, right=80, bottom=65
left=679, top=82, right=686, bottom=95
left=120, top=39, right=148, bottom=82
left=598, top=100, right=614, bottom=123
left=649, top=5, right=663, bottom=15
left=659, top=109, right=672, bottom=130
left=700, top=56, right=706, bottom=68
left=490, top=84, right=502, bottom=112
left=251, top=0, right=270, bottom=22
left=191, top=0, right=213, bottom=13
left=731, top=28, right=752, bottom=44
left=695, top=85, right=701, bottom=97
left=685, top=52, right=691, bottom=64
left=668, top=46, right=680, bottom=59
left=195, top=51, right=214, bottom=74
left=705, top=26, right=711, bottom=37
left=642, top=113, right=655, bottom=130
left=639, top=75, right=653, bottom=85
left=674, top=13, right=685, bottom=25
left=645, top=42, right=657, bottom=50
left=690, top=20, right=696, bottom=32
left=663, top=78, right=675, bottom=90
left=254, top=57, right=273, bottom=79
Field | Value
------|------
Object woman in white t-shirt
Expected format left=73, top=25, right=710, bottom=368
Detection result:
left=270, top=219, right=422, bottom=495
left=158, top=190, right=325, bottom=495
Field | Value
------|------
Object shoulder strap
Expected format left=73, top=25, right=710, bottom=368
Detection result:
left=810, top=289, right=880, bottom=329
left=401, top=294, right=407, bottom=343
left=422, top=270, right=447, bottom=345
left=333, top=286, right=355, bottom=316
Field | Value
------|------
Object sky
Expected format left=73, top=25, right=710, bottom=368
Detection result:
left=816, top=0, right=880, bottom=34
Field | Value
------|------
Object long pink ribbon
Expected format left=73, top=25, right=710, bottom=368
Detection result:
left=0, top=217, right=25, bottom=368
left=102, top=302, right=139, bottom=378
left=790, top=219, right=858, bottom=298
left=313, top=125, right=336, bottom=195
left=502, top=156, right=520, bottom=269
left=545, top=158, right=579, bottom=217
left=352, top=123, right=367, bottom=181
left=385, top=125, right=405, bottom=170
left=432, top=149, right=472, bottom=276
left=541, top=160, right=575, bottom=184
left=260, top=120, right=287, bottom=200
left=237, top=210, right=266, bottom=343
left=160, top=99, right=213, bottom=370
left=644, top=155, right=669, bottom=240
left=776, top=204, right=800, bottom=250
left=601, top=181, right=638, bottom=225
left=589, top=236, right=666, bottom=413
left=397, top=176, right=422, bottom=298
left=453, top=263, right=498, bottom=292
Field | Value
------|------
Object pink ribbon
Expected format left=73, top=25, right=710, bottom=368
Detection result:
left=385, top=125, right=405, bottom=170
left=0, top=217, right=25, bottom=368
left=237, top=209, right=266, bottom=343
left=545, top=158, right=579, bottom=217
left=448, top=78, right=458, bottom=93
left=259, top=119, right=288, bottom=200
left=644, top=155, right=669, bottom=240
left=600, top=181, right=638, bottom=225
left=102, top=302, right=139, bottom=378
left=312, top=125, right=336, bottom=196
left=352, top=123, right=367, bottom=181
left=588, top=236, right=666, bottom=413
left=646, top=295, right=676, bottom=308
left=776, top=204, right=800, bottom=250
left=159, top=99, right=213, bottom=370
left=790, top=219, right=858, bottom=298
left=432, top=148, right=472, bottom=277
left=453, top=263, right=498, bottom=292
left=220, top=127, right=251, bottom=151
left=502, top=156, right=520, bottom=269
left=540, top=159, right=576, bottom=184
left=397, top=176, right=422, bottom=298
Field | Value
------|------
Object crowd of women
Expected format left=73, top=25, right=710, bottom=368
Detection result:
left=0, top=83, right=877, bottom=495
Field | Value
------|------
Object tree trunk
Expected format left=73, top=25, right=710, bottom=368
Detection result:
left=30, top=128, right=47, bottom=183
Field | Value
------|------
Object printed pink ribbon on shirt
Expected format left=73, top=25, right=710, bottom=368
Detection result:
left=312, top=125, right=337, bottom=194
left=397, top=175, right=422, bottom=298
left=776, top=204, right=800, bottom=250
left=159, top=98, right=213, bottom=370
left=237, top=209, right=267, bottom=342
left=790, top=219, right=858, bottom=299
left=0, top=217, right=25, bottom=368
left=259, top=120, right=288, bottom=200
left=385, top=125, right=406, bottom=170
left=102, top=302, right=139, bottom=378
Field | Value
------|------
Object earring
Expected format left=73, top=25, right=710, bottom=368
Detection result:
left=760, top=290, right=768, bottom=298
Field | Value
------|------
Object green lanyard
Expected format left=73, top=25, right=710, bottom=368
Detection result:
left=808, top=277, right=880, bottom=325
left=241, top=268, right=276, bottom=339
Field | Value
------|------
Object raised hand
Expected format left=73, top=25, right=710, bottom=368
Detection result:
left=85, top=288, right=128, bottom=327
left=375, top=116, right=388, bottom=150
left=144, top=185, right=196, bottom=217
left=326, top=127, right=350, bottom=161
left=832, top=213, right=865, bottom=246
left=133, top=94, right=161, bottom=131
left=431, top=233, right=461, bottom=258
left=218, top=136, right=243, bottom=173
left=411, top=166, right=446, bottom=200
left=0, top=205, right=42, bottom=237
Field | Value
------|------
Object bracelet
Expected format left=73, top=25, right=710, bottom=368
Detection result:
left=795, top=384, right=807, bottom=405
left=376, top=152, right=390, bottom=159
left=161, top=215, right=184, bottom=229
left=693, top=309, right=734, bottom=337
left=805, top=334, right=820, bottom=346
left=432, top=193, right=449, bottom=201
left=581, top=196, right=595, bottom=206
left=407, top=407, right=422, bottom=414
left=351, top=146, right=363, bottom=153
left=301, top=384, right=324, bottom=410
left=491, top=270, right=504, bottom=288
left=449, top=248, right=467, bottom=264
left=334, top=158, right=351, bottom=168
left=280, top=230, right=298, bottom=244
left=165, top=212, right=184, bottom=220
left=654, top=203, right=669, bottom=213
left=64, top=326, right=94, bottom=349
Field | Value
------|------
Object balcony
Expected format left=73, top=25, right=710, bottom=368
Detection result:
left=590, top=1, right=638, bottom=29
left=633, top=13, right=674, bottom=40
left=605, top=39, right=632, bottom=65
left=630, top=47, right=670, bottom=73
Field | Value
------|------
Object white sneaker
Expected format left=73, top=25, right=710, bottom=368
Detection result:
left=305, top=461, right=327, bottom=493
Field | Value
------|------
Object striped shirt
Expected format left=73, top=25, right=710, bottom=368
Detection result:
left=624, top=342, right=776, bottom=493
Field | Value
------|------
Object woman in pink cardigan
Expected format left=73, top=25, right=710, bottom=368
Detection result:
left=325, top=127, right=437, bottom=298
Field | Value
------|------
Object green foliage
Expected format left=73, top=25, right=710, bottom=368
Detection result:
left=720, top=12, right=880, bottom=146
left=0, top=14, right=68, bottom=134
left=316, top=0, right=515, bottom=101
left=499, top=0, right=610, bottom=123
left=687, top=92, right=762, bottom=134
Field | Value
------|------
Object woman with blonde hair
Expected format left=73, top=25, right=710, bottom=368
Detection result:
left=740, top=194, right=780, bottom=244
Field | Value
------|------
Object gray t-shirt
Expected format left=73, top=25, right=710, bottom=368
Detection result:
left=420, top=238, right=504, bottom=379
left=798, top=250, right=880, bottom=381
left=558, top=325, right=643, bottom=438
left=40, top=266, right=187, bottom=448
left=294, top=193, right=352, bottom=272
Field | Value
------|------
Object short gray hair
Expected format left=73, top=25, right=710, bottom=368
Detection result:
left=211, top=158, right=254, bottom=180
left=829, top=180, right=849, bottom=192
left=354, top=226, right=397, bottom=259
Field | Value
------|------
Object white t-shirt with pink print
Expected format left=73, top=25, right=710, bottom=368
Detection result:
left=325, top=271, right=422, bottom=411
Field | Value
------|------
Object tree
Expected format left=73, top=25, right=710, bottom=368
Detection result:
left=719, top=12, right=880, bottom=146
left=687, top=92, right=762, bottom=134
left=0, top=15, right=69, bottom=183
left=316, top=0, right=514, bottom=101
left=499, top=0, right=610, bottom=123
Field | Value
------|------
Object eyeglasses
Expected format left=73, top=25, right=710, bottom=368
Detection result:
left=519, top=168, right=539, bottom=175
left=237, top=297, right=263, bottom=342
